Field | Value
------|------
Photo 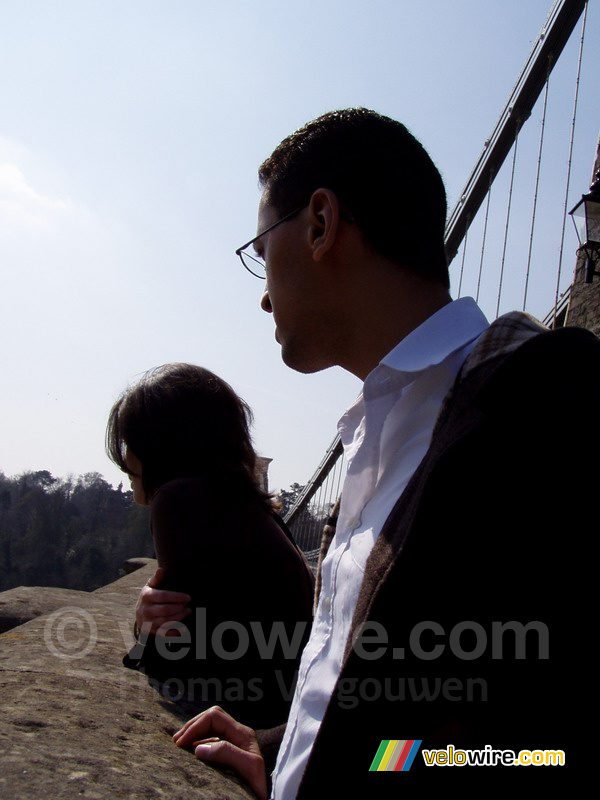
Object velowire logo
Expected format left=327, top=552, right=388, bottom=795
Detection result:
left=369, top=740, right=423, bottom=771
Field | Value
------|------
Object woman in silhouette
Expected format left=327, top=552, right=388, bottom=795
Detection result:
left=106, top=363, right=313, bottom=728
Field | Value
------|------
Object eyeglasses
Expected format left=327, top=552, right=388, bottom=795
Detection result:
left=235, top=206, right=305, bottom=279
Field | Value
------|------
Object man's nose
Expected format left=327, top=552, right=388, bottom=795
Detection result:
left=261, top=287, right=273, bottom=313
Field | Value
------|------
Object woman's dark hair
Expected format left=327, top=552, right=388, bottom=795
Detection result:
left=106, top=363, right=271, bottom=505
left=259, top=107, right=449, bottom=287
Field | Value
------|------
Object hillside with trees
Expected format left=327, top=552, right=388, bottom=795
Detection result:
left=0, top=470, right=151, bottom=592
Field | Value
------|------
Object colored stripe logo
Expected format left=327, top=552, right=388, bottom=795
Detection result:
left=369, top=739, right=423, bottom=771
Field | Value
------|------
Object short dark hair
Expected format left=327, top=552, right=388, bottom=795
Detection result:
left=106, top=363, right=270, bottom=505
left=259, top=108, right=449, bottom=287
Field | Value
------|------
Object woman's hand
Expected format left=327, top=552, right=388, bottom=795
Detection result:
left=174, top=706, right=267, bottom=800
left=135, top=567, right=191, bottom=636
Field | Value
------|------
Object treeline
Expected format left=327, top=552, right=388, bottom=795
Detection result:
left=0, top=470, right=151, bottom=593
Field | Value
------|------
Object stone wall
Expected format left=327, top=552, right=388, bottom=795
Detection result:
left=564, top=255, right=600, bottom=335
left=254, top=457, right=273, bottom=493
left=0, top=562, right=255, bottom=800
left=565, top=138, right=600, bottom=336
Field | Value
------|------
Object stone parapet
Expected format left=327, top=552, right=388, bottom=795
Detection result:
left=0, top=563, right=255, bottom=799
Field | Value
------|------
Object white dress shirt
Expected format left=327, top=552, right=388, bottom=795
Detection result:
left=271, top=298, right=489, bottom=799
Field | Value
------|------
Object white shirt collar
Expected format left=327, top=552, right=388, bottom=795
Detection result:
left=378, top=296, right=489, bottom=375
left=340, top=297, right=489, bottom=439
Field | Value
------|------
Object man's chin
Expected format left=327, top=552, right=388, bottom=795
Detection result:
left=280, top=342, right=331, bottom=375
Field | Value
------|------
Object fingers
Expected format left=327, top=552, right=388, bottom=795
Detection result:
left=143, top=604, right=190, bottom=620
left=135, top=580, right=192, bottom=636
left=136, top=604, right=191, bottom=636
left=174, top=705, right=256, bottom=751
left=193, top=740, right=267, bottom=800
left=141, top=589, right=192, bottom=606
left=173, top=707, right=267, bottom=800
left=143, top=569, right=192, bottom=606
left=146, top=566, right=166, bottom=588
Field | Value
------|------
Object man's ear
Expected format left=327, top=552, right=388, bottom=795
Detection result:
left=307, top=188, right=340, bottom=262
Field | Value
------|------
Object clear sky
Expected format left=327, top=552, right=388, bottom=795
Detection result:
left=1, top=0, right=598, bottom=493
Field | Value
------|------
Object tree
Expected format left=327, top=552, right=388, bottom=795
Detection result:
left=276, top=482, right=306, bottom=517
left=0, top=470, right=151, bottom=592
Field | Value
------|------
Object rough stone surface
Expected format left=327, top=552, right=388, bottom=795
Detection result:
left=565, top=140, right=600, bottom=336
left=565, top=256, right=600, bottom=335
left=0, top=561, right=157, bottom=634
left=0, top=563, right=255, bottom=799
left=0, top=586, right=94, bottom=634
left=122, top=557, right=156, bottom=575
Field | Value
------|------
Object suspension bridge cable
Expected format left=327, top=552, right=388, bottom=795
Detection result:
left=457, top=214, right=471, bottom=299
left=496, top=120, right=522, bottom=317
left=553, top=0, right=588, bottom=327
left=476, top=172, right=494, bottom=303
left=523, top=57, right=553, bottom=311
left=333, top=454, right=344, bottom=504
left=316, top=469, right=330, bottom=546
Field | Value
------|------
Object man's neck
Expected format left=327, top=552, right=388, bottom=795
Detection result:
left=340, top=280, right=453, bottom=381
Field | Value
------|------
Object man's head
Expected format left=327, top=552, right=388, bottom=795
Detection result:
left=258, top=107, right=449, bottom=288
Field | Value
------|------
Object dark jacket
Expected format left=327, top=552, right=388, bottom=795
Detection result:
left=126, top=478, right=314, bottom=730
left=262, top=315, right=597, bottom=791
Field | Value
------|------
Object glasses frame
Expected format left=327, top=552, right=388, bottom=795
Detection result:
left=235, top=206, right=305, bottom=279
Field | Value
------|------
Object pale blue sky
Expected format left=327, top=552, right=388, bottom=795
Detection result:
left=1, top=0, right=598, bottom=492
